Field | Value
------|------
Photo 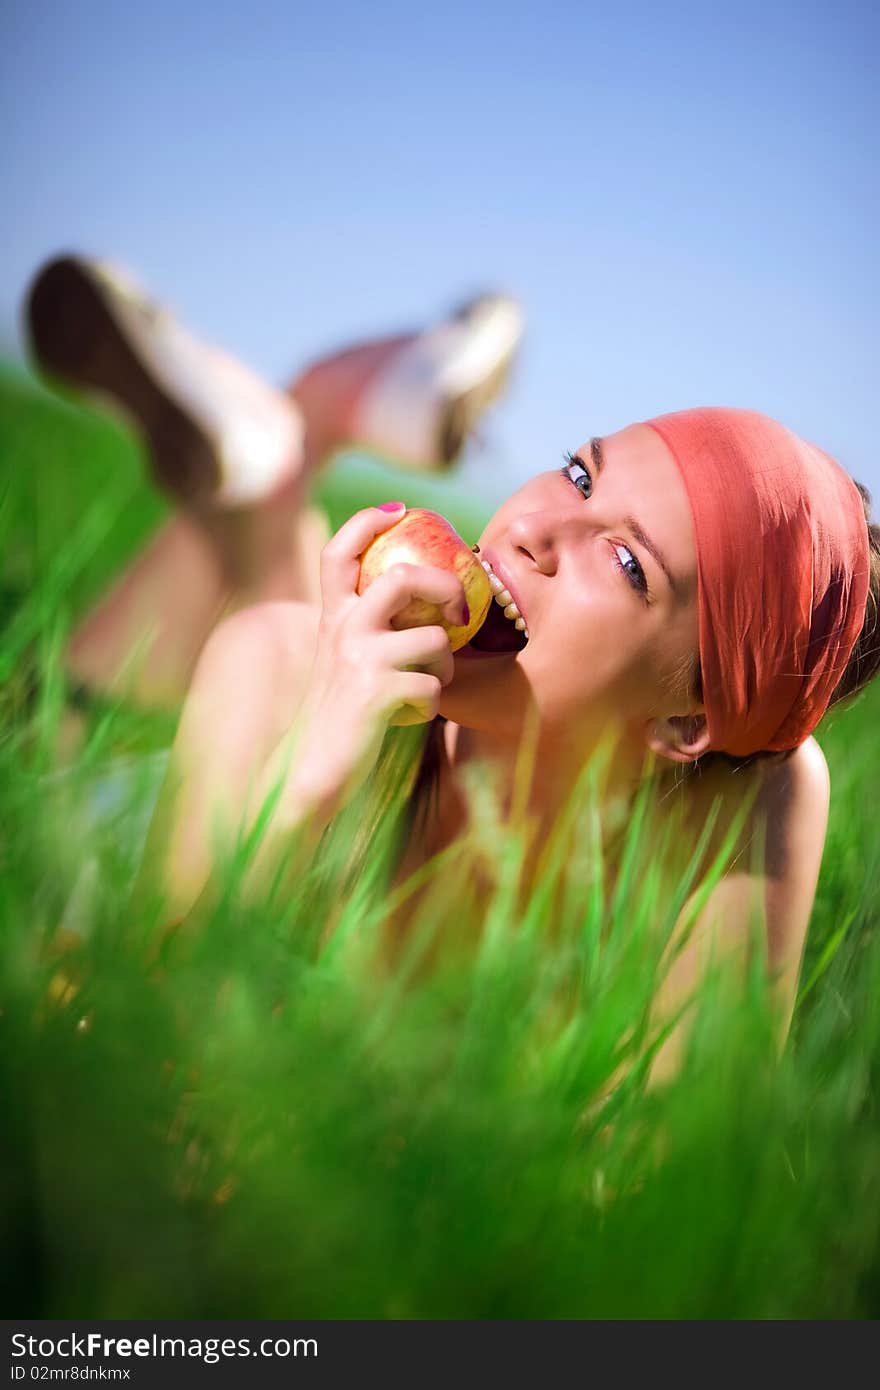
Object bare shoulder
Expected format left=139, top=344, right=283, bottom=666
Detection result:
left=198, top=600, right=319, bottom=703
left=253, top=598, right=321, bottom=663
left=179, top=599, right=321, bottom=774
left=752, top=736, right=831, bottom=880
left=765, top=735, right=830, bottom=805
left=677, top=737, right=830, bottom=870
left=673, top=736, right=831, bottom=997
left=204, top=599, right=319, bottom=673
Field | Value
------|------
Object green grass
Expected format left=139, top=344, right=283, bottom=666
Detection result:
left=2, top=363, right=879, bottom=1318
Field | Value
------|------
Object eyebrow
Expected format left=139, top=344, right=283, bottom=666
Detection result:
left=590, top=436, right=678, bottom=597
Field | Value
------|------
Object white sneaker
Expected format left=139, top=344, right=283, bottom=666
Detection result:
left=349, top=293, right=524, bottom=470
left=25, top=255, right=305, bottom=508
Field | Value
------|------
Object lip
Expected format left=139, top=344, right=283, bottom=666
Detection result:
left=480, top=545, right=528, bottom=628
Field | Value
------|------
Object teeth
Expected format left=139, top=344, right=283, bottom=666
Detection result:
left=481, top=560, right=506, bottom=593
left=480, top=556, right=530, bottom=639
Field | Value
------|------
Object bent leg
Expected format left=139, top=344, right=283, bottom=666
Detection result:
left=66, top=515, right=232, bottom=711
left=65, top=486, right=329, bottom=713
left=33, top=262, right=519, bottom=718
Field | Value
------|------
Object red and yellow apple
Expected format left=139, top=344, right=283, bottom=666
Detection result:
left=357, top=508, right=491, bottom=651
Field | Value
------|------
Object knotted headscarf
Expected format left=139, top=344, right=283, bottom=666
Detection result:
left=643, top=407, right=870, bottom=756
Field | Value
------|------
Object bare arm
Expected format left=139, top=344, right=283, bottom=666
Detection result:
left=137, top=503, right=466, bottom=930
left=136, top=599, right=322, bottom=926
left=649, top=737, right=831, bottom=1084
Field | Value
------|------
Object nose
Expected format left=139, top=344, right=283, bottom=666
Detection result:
left=508, top=512, right=558, bottom=576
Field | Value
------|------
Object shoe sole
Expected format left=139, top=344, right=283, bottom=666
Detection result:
left=26, top=257, right=223, bottom=505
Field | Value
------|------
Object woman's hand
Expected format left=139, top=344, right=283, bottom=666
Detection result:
left=258, top=503, right=468, bottom=827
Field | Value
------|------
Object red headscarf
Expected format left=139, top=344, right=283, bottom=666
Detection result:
left=643, top=408, right=870, bottom=757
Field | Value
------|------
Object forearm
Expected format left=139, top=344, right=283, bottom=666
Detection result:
left=236, top=724, right=347, bottom=903
left=141, top=705, right=370, bottom=934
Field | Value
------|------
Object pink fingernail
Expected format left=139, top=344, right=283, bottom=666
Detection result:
left=378, top=501, right=406, bottom=513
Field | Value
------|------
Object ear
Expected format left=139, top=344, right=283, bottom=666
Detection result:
left=644, top=711, right=711, bottom=764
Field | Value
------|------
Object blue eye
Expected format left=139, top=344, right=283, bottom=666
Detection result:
left=560, top=451, right=650, bottom=602
left=611, top=543, right=649, bottom=598
left=561, top=451, right=592, bottom=498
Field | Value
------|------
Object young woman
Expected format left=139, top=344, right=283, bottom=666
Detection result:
left=27, top=257, right=880, bottom=1072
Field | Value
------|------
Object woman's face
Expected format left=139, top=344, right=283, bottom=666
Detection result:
left=441, top=423, right=703, bottom=755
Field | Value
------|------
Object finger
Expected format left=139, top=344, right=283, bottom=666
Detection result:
left=358, top=562, right=468, bottom=633
left=379, top=625, right=455, bottom=686
left=387, top=672, right=443, bottom=726
left=319, top=503, right=407, bottom=610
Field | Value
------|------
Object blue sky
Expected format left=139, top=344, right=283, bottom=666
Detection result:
left=3, top=0, right=877, bottom=501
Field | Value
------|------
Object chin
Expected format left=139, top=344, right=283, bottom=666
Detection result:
left=439, top=647, right=531, bottom=735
